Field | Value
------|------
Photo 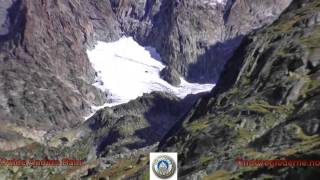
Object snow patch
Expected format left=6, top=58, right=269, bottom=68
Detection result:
left=83, top=104, right=109, bottom=120
left=202, top=0, right=228, bottom=7
left=86, top=37, right=215, bottom=113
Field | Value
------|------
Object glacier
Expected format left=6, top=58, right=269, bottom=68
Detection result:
left=86, top=37, right=215, bottom=108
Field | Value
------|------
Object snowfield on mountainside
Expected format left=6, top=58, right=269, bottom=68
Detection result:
left=87, top=37, right=215, bottom=107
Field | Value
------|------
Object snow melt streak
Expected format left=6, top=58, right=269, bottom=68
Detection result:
left=87, top=37, right=215, bottom=107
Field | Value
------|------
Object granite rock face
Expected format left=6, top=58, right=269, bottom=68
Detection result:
left=160, top=0, right=320, bottom=179
left=160, top=66, right=181, bottom=86
left=0, top=0, right=130, bottom=134
left=107, top=0, right=292, bottom=83
left=0, top=0, right=15, bottom=35
left=131, top=0, right=291, bottom=83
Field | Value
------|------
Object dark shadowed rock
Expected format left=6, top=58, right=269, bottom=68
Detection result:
left=160, top=66, right=181, bottom=86
left=108, top=0, right=291, bottom=84
left=84, top=91, right=202, bottom=157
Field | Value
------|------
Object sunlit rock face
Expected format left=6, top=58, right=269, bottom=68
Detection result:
left=0, top=0, right=114, bottom=132
left=160, top=0, right=320, bottom=178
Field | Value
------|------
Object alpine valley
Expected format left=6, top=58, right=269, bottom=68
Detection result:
left=0, top=0, right=319, bottom=179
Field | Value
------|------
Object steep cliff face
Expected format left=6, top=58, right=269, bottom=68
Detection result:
left=161, top=0, right=320, bottom=179
left=0, top=0, right=121, bottom=135
left=107, top=0, right=292, bottom=83
left=135, top=0, right=291, bottom=83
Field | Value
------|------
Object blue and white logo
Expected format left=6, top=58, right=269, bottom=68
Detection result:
left=150, top=153, right=177, bottom=180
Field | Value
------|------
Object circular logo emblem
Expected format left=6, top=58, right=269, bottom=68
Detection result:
left=152, top=155, right=176, bottom=179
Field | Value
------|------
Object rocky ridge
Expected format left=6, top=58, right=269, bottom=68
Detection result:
left=160, top=0, right=320, bottom=179
left=0, top=0, right=114, bottom=134
left=0, top=91, right=201, bottom=179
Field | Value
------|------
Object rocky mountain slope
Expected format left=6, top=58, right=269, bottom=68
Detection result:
left=0, top=0, right=290, bottom=152
left=85, top=91, right=200, bottom=156
left=0, top=0, right=310, bottom=179
left=112, top=0, right=292, bottom=83
left=160, top=0, right=320, bottom=179
left=0, top=0, right=112, bottom=135
left=0, top=91, right=200, bottom=179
